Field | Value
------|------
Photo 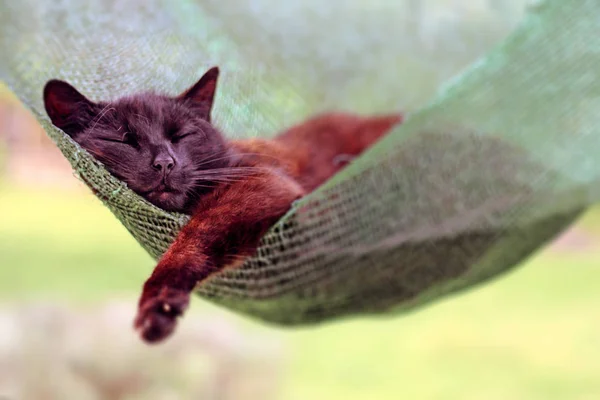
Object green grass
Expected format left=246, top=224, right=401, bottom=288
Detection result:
left=0, top=184, right=153, bottom=301
left=578, top=207, right=600, bottom=235
left=1, top=183, right=599, bottom=400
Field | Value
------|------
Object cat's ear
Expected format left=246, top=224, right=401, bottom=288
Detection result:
left=178, top=66, right=219, bottom=122
left=43, top=79, right=99, bottom=137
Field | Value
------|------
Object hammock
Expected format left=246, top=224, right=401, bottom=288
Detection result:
left=1, top=0, right=598, bottom=325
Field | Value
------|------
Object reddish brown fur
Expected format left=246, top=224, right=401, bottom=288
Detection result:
left=42, top=67, right=402, bottom=343
left=134, top=112, right=402, bottom=342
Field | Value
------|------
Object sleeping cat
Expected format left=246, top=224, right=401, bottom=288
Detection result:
left=43, top=67, right=403, bottom=343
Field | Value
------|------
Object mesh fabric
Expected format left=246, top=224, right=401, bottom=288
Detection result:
left=0, top=0, right=597, bottom=324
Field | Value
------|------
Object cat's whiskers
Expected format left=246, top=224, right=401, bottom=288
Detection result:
left=193, top=152, right=232, bottom=168
left=90, top=103, right=116, bottom=131
left=194, top=151, right=282, bottom=169
left=133, top=113, right=151, bottom=125
left=95, top=154, right=133, bottom=171
left=195, top=178, right=244, bottom=184
left=192, top=177, right=244, bottom=185
left=192, top=166, right=269, bottom=174
left=87, top=148, right=131, bottom=169
left=190, top=168, right=267, bottom=184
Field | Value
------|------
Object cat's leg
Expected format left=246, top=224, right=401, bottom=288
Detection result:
left=134, top=170, right=304, bottom=343
left=133, top=265, right=204, bottom=342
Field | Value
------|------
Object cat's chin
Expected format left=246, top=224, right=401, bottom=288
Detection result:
left=145, top=190, right=188, bottom=213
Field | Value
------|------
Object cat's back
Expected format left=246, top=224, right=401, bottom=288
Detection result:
left=273, top=111, right=403, bottom=190
left=231, top=111, right=402, bottom=191
left=275, top=111, right=402, bottom=149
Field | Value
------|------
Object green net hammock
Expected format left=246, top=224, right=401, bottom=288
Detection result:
left=1, top=0, right=598, bottom=324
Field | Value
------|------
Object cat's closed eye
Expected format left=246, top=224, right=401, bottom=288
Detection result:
left=98, top=131, right=138, bottom=147
left=170, top=129, right=193, bottom=144
left=122, top=132, right=138, bottom=147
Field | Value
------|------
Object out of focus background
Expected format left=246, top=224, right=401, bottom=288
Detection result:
left=1, top=0, right=599, bottom=399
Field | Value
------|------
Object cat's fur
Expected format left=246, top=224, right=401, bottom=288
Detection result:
left=43, top=67, right=403, bottom=343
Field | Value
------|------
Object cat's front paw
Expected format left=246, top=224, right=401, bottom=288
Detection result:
left=134, top=287, right=190, bottom=343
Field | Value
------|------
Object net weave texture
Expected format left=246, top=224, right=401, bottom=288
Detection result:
left=1, top=0, right=598, bottom=324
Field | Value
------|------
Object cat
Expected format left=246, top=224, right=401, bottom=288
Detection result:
left=43, top=67, right=403, bottom=343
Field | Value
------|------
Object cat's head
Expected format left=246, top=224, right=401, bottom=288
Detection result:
left=43, top=67, right=231, bottom=213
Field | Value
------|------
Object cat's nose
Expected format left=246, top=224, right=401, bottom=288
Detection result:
left=152, top=156, right=175, bottom=173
